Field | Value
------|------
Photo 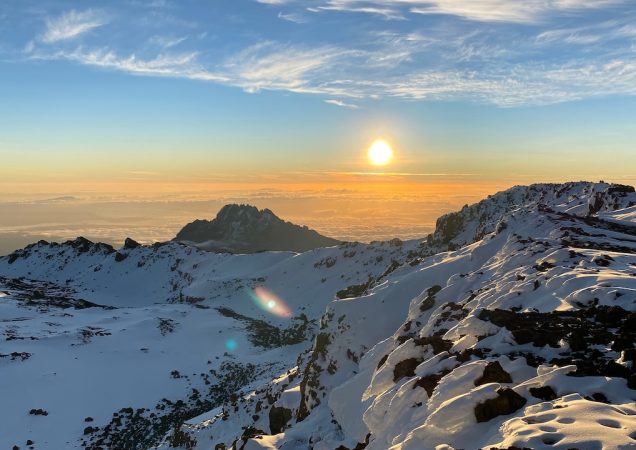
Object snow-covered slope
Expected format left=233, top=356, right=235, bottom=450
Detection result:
left=1, top=181, right=635, bottom=450
left=0, top=234, right=417, bottom=449
left=156, top=182, right=636, bottom=450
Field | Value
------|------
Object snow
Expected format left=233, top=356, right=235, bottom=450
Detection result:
left=2, top=181, right=636, bottom=450
left=491, top=394, right=636, bottom=450
left=600, top=204, right=636, bottom=226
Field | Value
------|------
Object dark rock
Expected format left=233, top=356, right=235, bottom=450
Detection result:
left=604, top=361, right=630, bottom=378
left=393, top=358, right=422, bottom=383
left=269, top=406, right=292, bottom=434
left=475, top=361, right=512, bottom=386
left=124, top=238, right=140, bottom=249
left=376, top=354, right=389, bottom=369
left=413, top=335, right=453, bottom=354
left=114, top=252, right=127, bottom=262
left=607, top=184, right=635, bottom=194
left=414, top=370, right=451, bottom=396
left=592, top=392, right=609, bottom=403
left=529, top=386, right=557, bottom=401
left=337, top=281, right=371, bottom=299
left=215, top=307, right=313, bottom=349
left=569, top=330, right=587, bottom=352
left=474, top=388, right=527, bottom=423
left=419, top=285, right=441, bottom=312
left=66, top=236, right=93, bottom=253
left=623, top=348, right=636, bottom=362
left=628, top=374, right=636, bottom=390
left=611, top=338, right=633, bottom=352
left=534, top=261, right=555, bottom=272
left=434, top=212, right=465, bottom=245
left=419, top=296, right=435, bottom=312
left=174, top=204, right=340, bottom=253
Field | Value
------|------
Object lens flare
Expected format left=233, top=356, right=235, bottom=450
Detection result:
left=251, top=286, right=292, bottom=318
left=225, top=338, right=238, bottom=351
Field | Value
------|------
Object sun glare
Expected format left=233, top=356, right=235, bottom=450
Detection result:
left=368, top=139, right=394, bottom=166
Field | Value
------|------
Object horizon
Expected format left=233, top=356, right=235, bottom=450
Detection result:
left=2, top=0, right=636, bottom=251
left=2, top=178, right=635, bottom=256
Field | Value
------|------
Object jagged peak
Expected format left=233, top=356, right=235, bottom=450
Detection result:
left=215, top=204, right=279, bottom=225
left=175, top=204, right=339, bottom=253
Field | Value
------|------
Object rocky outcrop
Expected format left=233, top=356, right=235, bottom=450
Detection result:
left=175, top=204, right=340, bottom=253
left=474, top=389, right=527, bottom=423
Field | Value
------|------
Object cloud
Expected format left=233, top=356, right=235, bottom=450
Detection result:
left=221, top=41, right=359, bottom=94
left=41, top=9, right=109, bottom=43
left=278, top=12, right=307, bottom=23
left=133, top=0, right=174, bottom=8
left=325, top=99, right=359, bottom=108
left=383, top=58, right=636, bottom=106
left=13, top=0, right=633, bottom=108
left=26, top=34, right=636, bottom=107
left=149, top=35, right=188, bottom=48
left=256, top=0, right=292, bottom=4
left=537, top=19, right=636, bottom=45
left=28, top=47, right=229, bottom=83
left=307, top=0, right=627, bottom=23
left=316, top=3, right=406, bottom=20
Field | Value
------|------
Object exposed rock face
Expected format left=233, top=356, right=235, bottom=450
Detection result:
left=475, top=361, right=512, bottom=386
left=474, top=388, right=527, bottom=423
left=428, top=182, right=636, bottom=250
left=175, top=204, right=340, bottom=253
left=268, top=406, right=292, bottom=434
left=529, top=386, right=557, bottom=401
left=123, top=238, right=140, bottom=249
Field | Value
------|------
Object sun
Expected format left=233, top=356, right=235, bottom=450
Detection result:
left=368, top=139, right=394, bottom=166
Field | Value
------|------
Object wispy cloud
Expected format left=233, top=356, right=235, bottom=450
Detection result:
left=41, top=9, right=109, bottom=43
left=537, top=19, right=636, bottom=45
left=310, top=0, right=627, bottom=23
left=24, top=34, right=636, bottom=107
left=325, top=99, right=359, bottom=109
left=222, top=41, right=359, bottom=94
left=255, top=0, right=291, bottom=4
left=28, top=47, right=228, bottom=82
left=278, top=11, right=307, bottom=23
left=149, top=35, right=188, bottom=48
left=317, top=3, right=406, bottom=20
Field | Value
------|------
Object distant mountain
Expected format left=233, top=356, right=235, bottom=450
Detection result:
left=174, top=204, right=341, bottom=253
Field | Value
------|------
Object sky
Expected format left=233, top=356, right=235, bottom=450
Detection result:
left=0, top=0, right=635, bottom=253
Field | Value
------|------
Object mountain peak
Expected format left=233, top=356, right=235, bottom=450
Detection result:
left=175, top=204, right=339, bottom=253
left=215, top=204, right=277, bottom=226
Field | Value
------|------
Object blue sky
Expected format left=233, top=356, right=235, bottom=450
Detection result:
left=0, top=0, right=635, bottom=183
left=3, top=0, right=635, bottom=105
